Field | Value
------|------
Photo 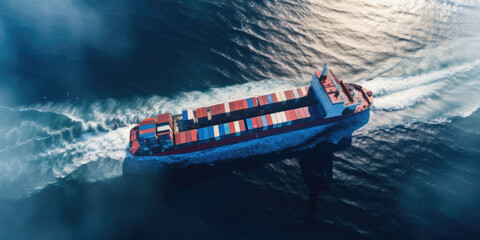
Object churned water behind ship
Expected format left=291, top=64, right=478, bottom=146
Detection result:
left=0, top=0, right=480, bottom=239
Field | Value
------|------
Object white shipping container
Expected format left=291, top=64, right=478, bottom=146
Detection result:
left=224, top=103, right=230, bottom=116
left=213, top=125, right=220, bottom=138
left=271, top=114, right=278, bottom=128
left=279, top=91, right=287, bottom=105
left=275, top=92, right=282, bottom=104
left=285, top=111, right=292, bottom=125
left=234, top=121, right=241, bottom=136
left=187, top=109, right=193, bottom=119
left=156, top=125, right=171, bottom=133
left=276, top=112, right=284, bottom=127
left=293, top=89, right=300, bottom=102
left=280, top=111, right=287, bottom=124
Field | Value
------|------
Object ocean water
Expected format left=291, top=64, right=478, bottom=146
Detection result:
left=0, top=0, right=480, bottom=239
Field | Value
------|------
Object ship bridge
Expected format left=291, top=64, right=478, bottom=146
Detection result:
left=310, top=65, right=361, bottom=117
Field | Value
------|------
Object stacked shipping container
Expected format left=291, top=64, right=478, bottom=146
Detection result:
left=197, top=120, right=246, bottom=143
left=257, top=87, right=310, bottom=114
left=138, top=117, right=160, bottom=152
left=182, top=109, right=197, bottom=130
left=196, top=107, right=210, bottom=127
left=156, top=113, right=174, bottom=150
left=170, top=87, right=315, bottom=148
left=174, top=129, right=198, bottom=147
left=246, top=106, right=312, bottom=132
left=211, top=97, right=258, bottom=124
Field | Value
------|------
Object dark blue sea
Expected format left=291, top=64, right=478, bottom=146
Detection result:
left=1, top=0, right=480, bottom=239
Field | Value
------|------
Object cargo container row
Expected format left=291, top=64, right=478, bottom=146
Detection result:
left=174, top=129, right=198, bottom=147
left=196, top=119, right=247, bottom=143
left=246, top=106, right=313, bottom=132
left=257, top=87, right=311, bottom=115
left=209, top=97, right=259, bottom=125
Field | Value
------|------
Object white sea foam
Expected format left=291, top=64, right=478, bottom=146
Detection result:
left=363, top=60, right=480, bottom=98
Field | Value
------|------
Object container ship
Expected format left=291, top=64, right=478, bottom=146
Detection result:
left=129, top=64, right=373, bottom=156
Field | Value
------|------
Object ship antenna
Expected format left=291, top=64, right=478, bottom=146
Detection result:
left=320, top=63, right=328, bottom=79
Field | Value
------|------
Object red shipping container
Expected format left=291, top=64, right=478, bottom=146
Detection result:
left=219, top=103, right=225, bottom=114
left=142, top=117, right=156, bottom=123
left=290, top=109, right=298, bottom=121
left=251, top=117, right=258, bottom=129
left=210, top=105, right=216, bottom=115
left=180, top=131, right=186, bottom=144
left=261, top=95, right=268, bottom=106
left=139, top=128, right=155, bottom=135
left=271, top=94, right=278, bottom=103
left=285, top=110, right=292, bottom=121
left=301, top=107, right=309, bottom=118
left=175, top=133, right=181, bottom=145
left=235, top=100, right=243, bottom=111
left=191, top=130, right=198, bottom=142
left=211, top=104, right=219, bottom=115
left=238, top=120, right=246, bottom=132
left=256, top=116, right=263, bottom=128
left=288, top=90, right=295, bottom=100
left=251, top=97, right=258, bottom=107
left=202, top=107, right=208, bottom=118
left=156, top=113, right=172, bottom=124
left=242, top=99, right=248, bottom=109
left=302, top=107, right=308, bottom=118
left=229, top=122, right=236, bottom=135
left=266, top=114, right=273, bottom=126
left=139, top=119, right=155, bottom=126
left=229, top=102, right=236, bottom=112
left=299, top=108, right=306, bottom=119
left=258, top=95, right=264, bottom=106
left=284, top=90, right=291, bottom=100
left=185, top=130, right=192, bottom=143
left=293, top=109, right=301, bottom=119
left=196, top=107, right=206, bottom=118
left=296, top=88, right=304, bottom=98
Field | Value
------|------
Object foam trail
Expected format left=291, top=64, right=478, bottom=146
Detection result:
left=0, top=79, right=304, bottom=199
left=363, top=60, right=480, bottom=98
left=355, top=57, right=480, bottom=131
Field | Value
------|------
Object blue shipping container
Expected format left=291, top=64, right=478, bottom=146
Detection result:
left=267, top=95, right=273, bottom=104
left=246, top=118, right=253, bottom=130
left=140, top=133, right=156, bottom=139
left=247, top=98, right=253, bottom=108
left=139, top=124, right=155, bottom=131
left=198, top=127, right=204, bottom=141
left=182, top=110, right=188, bottom=121
left=203, top=128, right=209, bottom=140
left=208, top=126, right=214, bottom=140
left=261, top=116, right=267, bottom=127
left=224, top=123, right=230, bottom=135
left=218, top=124, right=225, bottom=138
